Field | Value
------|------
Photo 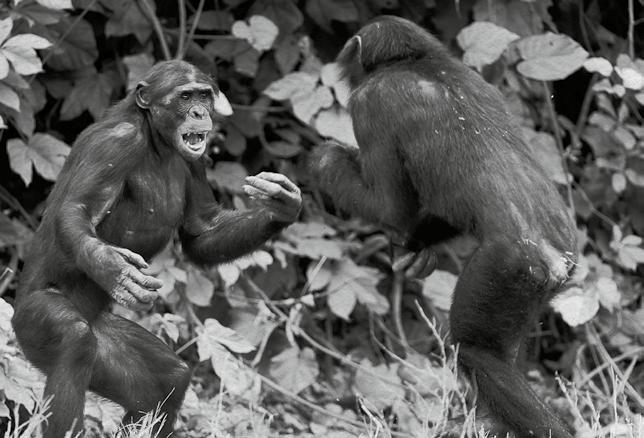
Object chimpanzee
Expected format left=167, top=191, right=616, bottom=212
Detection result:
left=12, top=60, right=301, bottom=438
left=308, top=16, right=577, bottom=438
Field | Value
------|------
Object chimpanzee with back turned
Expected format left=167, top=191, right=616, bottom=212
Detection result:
left=12, top=60, right=301, bottom=438
left=309, top=16, right=577, bottom=438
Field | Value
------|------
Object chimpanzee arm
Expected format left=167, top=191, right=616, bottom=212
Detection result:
left=180, top=163, right=301, bottom=265
left=52, top=122, right=162, bottom=309
left=308, top=141, right=418, bottom=233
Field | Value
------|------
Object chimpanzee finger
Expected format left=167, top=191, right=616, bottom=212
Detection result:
left=392, top=251, right=416, bottom=272
left=405, top=249, right=437, bottom=279
left=113, top=246, right=148, bottom=269
left=253, top=172, right=300, bottom=194
left=244, top=176, right=283, bottom=197
left=128, top=267, right=164, bottom=291
left=110, top=284, right=153, bottom=311
left=243, top=184, right=270, bottom=199
left=121, top=277, right=158, bottom=304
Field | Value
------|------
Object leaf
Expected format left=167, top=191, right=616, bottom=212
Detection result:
left=591, top=277, right=620, bottom=311
left=0, top=45, right=43, bottom=75
left=457, top=22, right=518, bottom=70
left=0, top=115, right=5, bottom=129
left=36, top=0, right=73, bottom=9
left=315, top=106, right=357, bottom=146
left=7, top=134, right=70, bottom=186
left=4, top=34, right=51, bottom=50
left=0, top=82, right=20, bottom=111
left=291, top=84, right=333, bottom=123
left=232, top=15, right=278, bottom=52
left=615, top=66, right=644, bottom=90
left=422, top=270, right=457, bottom=311
left=305, top=0, right=359, bottom=32
left=0, top=54, right=8, bottom=80
left=522, top=128, right=568, bottom=184
left=60, top=73, right=114, bottom=120
left=211, top=349, right=259, bottom=398
left=517, top=32, right=588, bottom=81
left=583, top=57, right=613, bottom=77
left=194, top=10, right=234, bottom=31
left=207, top=161, right=248, bottom=193
left=551, top=286, right=599, bottom=326
left=197, top=318, right=255, bottom=358
left=327, top=285, right=356, bottom=320
left=233, top=46, right=261, bottom=77
left=123, top=53, right=154, bottom=90
left=320, top=62, right=350, bottom=106
left=326, top=259, right=387, bottom=318
left=44, top=19, right=98, bottom=70
left=105, top=1, right=152, bottom=44
left=269, top=347, right=319, bottom=394
left=264, top=72, right=317, bottom=101
left=249, top=0, right=304, bottom=37
left=0, top=18, right=12, bottom=46
left=353, top=360, right=405, bottom=411
left=185, top=268, right=214, bottom=307
left=275, top=35, right=301, bottom=74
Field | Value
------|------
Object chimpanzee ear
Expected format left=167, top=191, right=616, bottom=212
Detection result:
left=135, top=81, right=150, bottom=109
left=338, top=35, right=362, bottom=66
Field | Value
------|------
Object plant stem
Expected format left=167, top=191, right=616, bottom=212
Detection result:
left=139, top=0, right=172, bottom=60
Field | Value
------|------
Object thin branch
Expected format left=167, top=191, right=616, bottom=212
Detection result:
left=176, top=0, right=187, bottom=59
left=0, top=185, right=38, bottom=229
left=183, top=0, right=206, bottom=58
left=0, top=259, right=16, bottom=296
left=232, top=103, right=288, bottom=113
left=627, top=0, right=635, bottom=59
left=542, top=81, right=575, bottom=217
left=139, top=0, right=172, bottom=60
left=391, top=272, right=409, bottom=349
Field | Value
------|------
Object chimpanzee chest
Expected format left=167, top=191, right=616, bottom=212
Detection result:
left=97, top=158, right=188, bottom=259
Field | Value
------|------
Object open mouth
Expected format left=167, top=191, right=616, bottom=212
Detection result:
left=181, top=132, right=207, bottom=150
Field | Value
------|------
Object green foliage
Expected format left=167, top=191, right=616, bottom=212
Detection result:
left=0, top=0, right=643, bottom=436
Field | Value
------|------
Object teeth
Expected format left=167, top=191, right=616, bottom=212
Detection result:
left=181, top=132, right=206, bottom=146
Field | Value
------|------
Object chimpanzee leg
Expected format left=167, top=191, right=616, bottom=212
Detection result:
left=12, top=290, right=98, bottom=438
left=450, top=240, right=573, bottom=438
left=89, top=313, right=191, bottom=437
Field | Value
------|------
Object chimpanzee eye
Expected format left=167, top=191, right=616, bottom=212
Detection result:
left=199, top=91, right=208, bottom=99
left=180, top=92, right=190, bottom=100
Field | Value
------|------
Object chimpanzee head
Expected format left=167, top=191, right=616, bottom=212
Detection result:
left=337, top=15, right=448, bottom=88
left=135, top=60, right=233, bottom=161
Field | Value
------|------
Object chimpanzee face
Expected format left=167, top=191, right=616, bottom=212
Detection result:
left=135, top=61, right=233, bottom=161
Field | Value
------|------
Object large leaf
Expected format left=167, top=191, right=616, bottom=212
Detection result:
left=105, top=1, right=152, bottom=44
left=516, top=32, right=588, bottom=81
left=264, top=72, right=317, bottom=101
left=0, top=82, right=20, bottom=111
left=457, top=22, right=518, bottom=70
left=197, top=318, right=255, bottom=358
left=269, top=347, right=319, bottom=394
left=185, top=267, right=214, bottom=307
left=291, top=84, right=333, bottom=123
left=44, top=19, right=98, bottom=70
left=36, top=0, right=73, bottom=9
left=1, top=34, right=51, bottom=75
left=314, top=106, right=357, bottom=146
left=60, top=73, right=114, bottom=120
left=0, top=18, right=12, bottom=45
left=7, top=133, right=70, bottom=185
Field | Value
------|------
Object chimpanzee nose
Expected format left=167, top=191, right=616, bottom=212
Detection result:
left=189, top=106, right=207, bottom=120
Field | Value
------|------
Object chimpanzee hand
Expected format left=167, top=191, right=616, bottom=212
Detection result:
left=79, top=240, right=163, bottom=310
left=392, top=247, right=437, bottom=279
left=242, top=172, right=302, bottom=223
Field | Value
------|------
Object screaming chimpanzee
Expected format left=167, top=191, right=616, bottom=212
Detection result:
left=13, top=60, right=301, bottom=438
left=309, top=16, right=577, bottom=438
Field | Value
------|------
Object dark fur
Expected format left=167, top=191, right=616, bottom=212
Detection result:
left=309, top=16, right=577, bottom=438
left=13, top=60, right=287, bottom=438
